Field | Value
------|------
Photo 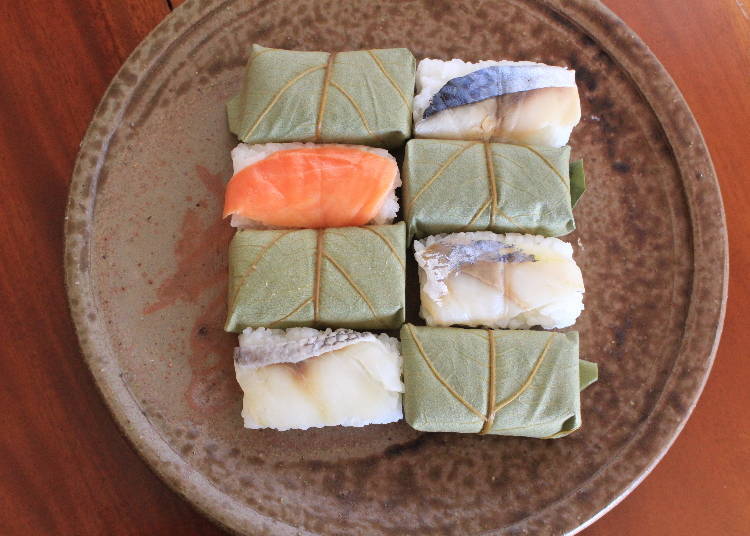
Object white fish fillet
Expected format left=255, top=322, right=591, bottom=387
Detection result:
left=234, top=327, right=404, bottom=430
left=414, top=232, right=584, bottom=329
left=413, top=59, right=581, bottom=147
left=229, top=142, right=401, bottom=228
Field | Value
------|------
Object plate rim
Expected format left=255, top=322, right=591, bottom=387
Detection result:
left=63, top=0, right=728, bottom=534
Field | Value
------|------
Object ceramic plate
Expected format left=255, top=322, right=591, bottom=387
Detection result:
left=65, top=1, right=727, bottom=534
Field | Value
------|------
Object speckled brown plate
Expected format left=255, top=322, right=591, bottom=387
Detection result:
left=64, top=1, right=727, bottom=534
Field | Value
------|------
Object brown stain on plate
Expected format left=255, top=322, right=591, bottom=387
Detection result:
left=185, top=291, right=237, bottom=415
left=64, top=0, right=727, bottom=535
left=143, top=165, right=232, bottom=314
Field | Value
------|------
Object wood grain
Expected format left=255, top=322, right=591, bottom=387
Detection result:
left=584, top=2, right=750, bottom=533
left=0, top=1, right=221, bottom=534
left=0, top=0, right=747, bottom=534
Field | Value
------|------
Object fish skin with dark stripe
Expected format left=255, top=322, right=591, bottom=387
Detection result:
left=424, top=64, right=574, bottom=118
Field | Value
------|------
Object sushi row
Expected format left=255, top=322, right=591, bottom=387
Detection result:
left=235, top=325, right=596, bottom=437
left=228, top=45, right=581, bottom=149
left=221, top=44, right=596, bottom=438
left=224, top=140, right=584, bottom=238
left=225, top=228, right=583, bottom=333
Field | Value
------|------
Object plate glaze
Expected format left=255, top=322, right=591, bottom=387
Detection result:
left=64, top=1, right=727, bottom=534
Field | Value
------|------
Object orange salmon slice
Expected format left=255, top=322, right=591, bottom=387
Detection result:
left=223, top=146, right=397, bottom=228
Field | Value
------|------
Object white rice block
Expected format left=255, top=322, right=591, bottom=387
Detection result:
left=234, top=327, right=404, bottom=430
left=415, top=232, right=584, bottom=329
left=229, top=142, right=401, bottom=228
left=413, top=58, right=581, bottom=147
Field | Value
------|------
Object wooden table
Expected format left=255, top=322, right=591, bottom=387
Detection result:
left=1, top=1, right=747, bottom=534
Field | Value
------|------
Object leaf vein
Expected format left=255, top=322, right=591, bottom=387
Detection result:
left=407, top=142, right=479, bottom=210
left=520, top=144, right=569, bottom=190
left=323, top=253, right=381, bottom=325
left=492, top=333, right=555, bottom=414
left=329, top=81, right=383, bottom=144
left=228, top=231, right=293, bottom=313
left=243, top=64, right=326, bottom=139
left=459, top=197, right=491, bottom=231
left=367, top=50, right=409, bottom=107
left=268, top=297, right=313, bottom=328
left=361, top=226, right=405, bottom=269
left=493, top=205, right=533, bottom=233
left=480, top=330, right=497, bottom=434
left=314, top=53, right=337, bottom=141
left=313, top=230, right=324, bottom=322
left=541, top=425, right=580, bottom=439
left=484, top=143, right=498, bottom=227
left=406, top=325, right=485, bottom=420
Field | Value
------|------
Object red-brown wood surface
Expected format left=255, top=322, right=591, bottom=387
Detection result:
left=0, top=1, right=747, bottom=534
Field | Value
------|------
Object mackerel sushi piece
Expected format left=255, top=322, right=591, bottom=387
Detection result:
left=413, top=59, right=581, bottom=147
left=234, top=327, right=404, bottom=430
left=223, top=142, right=400, bottom=229
left=414, top=232, right=584, bottom=329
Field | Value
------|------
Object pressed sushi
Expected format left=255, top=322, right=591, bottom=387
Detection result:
left=227, top=44, right=416, bottom=147
left=414, top=232, right=584, bottom=329
left=224, top=142, right=400, bottom=229
left=234, top=327, right=404, bottom=430
left=225, top=223, right=406, bottom=332
left=400, top=325, right=597, bottom=437
left=413, top=58, right=581, bottom=147
left=402, top=139, right=585, bottom=239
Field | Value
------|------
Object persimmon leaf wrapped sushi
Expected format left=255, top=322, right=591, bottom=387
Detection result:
left=403, top=139, right=585, bottom=239
left=225, top=223, right=406, bottom=332
left=413, top=58, right=581, bottom=147
left=235, top=327, right=404, bottom=430
left=414, top=232, right=584, bottom=329
left=227, top=44, right=416, bottom=148
left=401, top=325, right=597, bottom=438
left=224, top=143, right=400, bottom=229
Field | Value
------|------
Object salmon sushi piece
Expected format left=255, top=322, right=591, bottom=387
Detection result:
left=223, top=142, right=401, bottom=229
